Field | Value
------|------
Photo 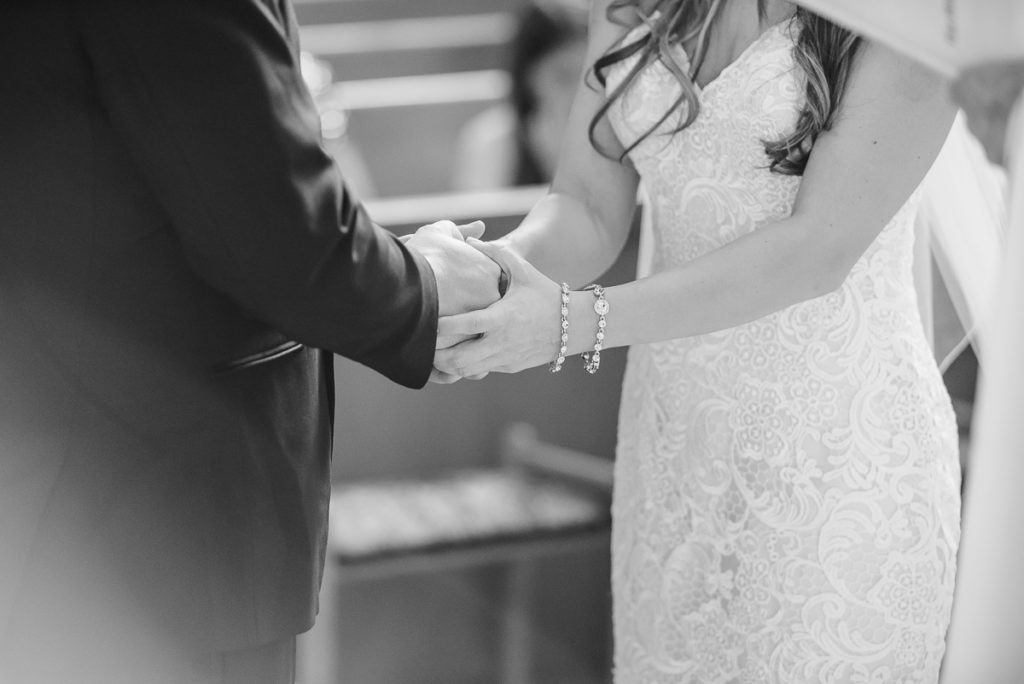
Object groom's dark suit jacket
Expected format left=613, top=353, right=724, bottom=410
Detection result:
left=0, top=0, right=437, bottom=655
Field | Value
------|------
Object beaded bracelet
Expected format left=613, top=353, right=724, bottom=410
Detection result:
left=549, top=282, right=571, bottom=373
left=581, top=284, right=608, bottom=374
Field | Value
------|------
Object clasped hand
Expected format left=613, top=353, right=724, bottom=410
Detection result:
left=403, top=221, right=563, bottom=383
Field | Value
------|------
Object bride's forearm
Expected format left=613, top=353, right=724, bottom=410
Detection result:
left=564, top=217, right=852, bottom=354
left=433, top=212, right=859, bottom=378
left=495, top=190, right=635, bottom=287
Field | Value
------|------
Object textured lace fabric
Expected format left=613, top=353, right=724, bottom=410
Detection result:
left=606, top=19, right=961, bottom=684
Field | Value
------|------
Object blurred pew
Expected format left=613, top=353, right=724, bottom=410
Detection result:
left=331, top=186, right=640, bottom=483
left=300, top=14, right=514, bottom=81
left=318, top=70, right=510, bottom=196
left=309, top=423, right=613, bottom=684
left=300, top=188, right=632, bottom=683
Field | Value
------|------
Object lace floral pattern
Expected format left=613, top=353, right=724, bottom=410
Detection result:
left=607, top=19, right=960, bottom=684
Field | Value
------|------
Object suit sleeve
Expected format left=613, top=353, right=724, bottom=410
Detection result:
left=74, top=0, right=438, bottom=388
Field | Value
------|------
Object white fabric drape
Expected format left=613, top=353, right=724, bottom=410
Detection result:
left=919, top=114, right=1008, bottom=370
left=792, top=0, right=1024, bottom=78
left=940, top=95, right=1024, bottom=684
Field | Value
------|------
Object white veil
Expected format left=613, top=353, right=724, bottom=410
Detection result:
left=918, top=113, right=1009, bottom=372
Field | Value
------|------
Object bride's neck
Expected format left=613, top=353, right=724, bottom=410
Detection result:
left=686, top=0, right=794, bottom=87
left=719, top=0, right=796, bottom=36
left=758, top=0, right=798, bottom=27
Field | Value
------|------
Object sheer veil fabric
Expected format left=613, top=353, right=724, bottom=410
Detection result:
left=940, top=94, right=1024, bottom=683
left=919, top=113, right=1007, bottom=370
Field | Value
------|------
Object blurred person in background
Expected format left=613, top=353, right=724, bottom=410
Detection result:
left=452, top=0, right=589, bottom=190
left=0, top=2, right=499, bottom=684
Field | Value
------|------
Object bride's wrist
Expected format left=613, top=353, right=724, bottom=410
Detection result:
left=547, top=286, right=607, bottom=373
left=567, top=290, right=600, bottom=356
left=490, top=235, right=520, bottom=257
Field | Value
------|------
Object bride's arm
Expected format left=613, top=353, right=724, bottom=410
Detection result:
left=493, top=0, right=641, bottom=286
left=438, top=41, right=956, bottom=376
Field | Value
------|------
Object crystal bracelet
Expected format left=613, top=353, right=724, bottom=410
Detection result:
left=549, top=282, right=571, bottom=373
left=581, top=284, right=608, bottom=374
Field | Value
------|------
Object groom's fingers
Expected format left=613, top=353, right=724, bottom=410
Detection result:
left=438, top=309, right=495, bottom=339
left=429, top=368, right=461, bottom=384
left=414, top=219, right=485, bottom=242
left=436, top=332, right=477, bottom=349
left=455, top=220, right=486, bottom=240
left=466, top=238, right=510, bottom=264
left=466, top=239, right=524, bottom=287
left=460, top=238, right=515, bottom=295
left=416, top=219, right=459, bottom=239
left=434, top=343, right=500, bottom=378
left=433, top=329, right=509, bottom=377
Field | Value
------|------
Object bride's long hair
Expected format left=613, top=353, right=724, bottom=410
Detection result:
left=590, top=0, right=861, bottom=174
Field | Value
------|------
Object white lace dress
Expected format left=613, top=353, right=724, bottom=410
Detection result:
left=607, top=19, right=961, bottom=684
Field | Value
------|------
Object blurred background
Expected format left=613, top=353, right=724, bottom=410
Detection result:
left=290, top=0, right=980, bottom=681
left=293, top=1, right=618, bottom=682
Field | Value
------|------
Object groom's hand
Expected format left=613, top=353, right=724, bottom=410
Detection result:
left=405, top=221, right=502, bottom=384
left=433, top=240, right=564, bottom=379
left=400, top=219, right=486, bottom=244
left=404, top=219, right=510, bottom=297
left=405, top=221, right=502, bottom=354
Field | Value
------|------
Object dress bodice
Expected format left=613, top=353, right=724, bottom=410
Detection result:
left=610, top=20, right=802, bottom=261
left=606, top=19, right=920, bottom=314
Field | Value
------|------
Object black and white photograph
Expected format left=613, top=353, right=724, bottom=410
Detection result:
left=2, top=0, right=1023, bottom=682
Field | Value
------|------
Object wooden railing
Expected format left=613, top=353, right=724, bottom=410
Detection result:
left=317, top=70, right=509, bottom=196
left=300, top=14, right=514, bottom=80
left=294, top=0, right=523, bottom=25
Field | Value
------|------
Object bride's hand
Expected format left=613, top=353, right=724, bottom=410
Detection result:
left=433, top=240, right=562, bottom=378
